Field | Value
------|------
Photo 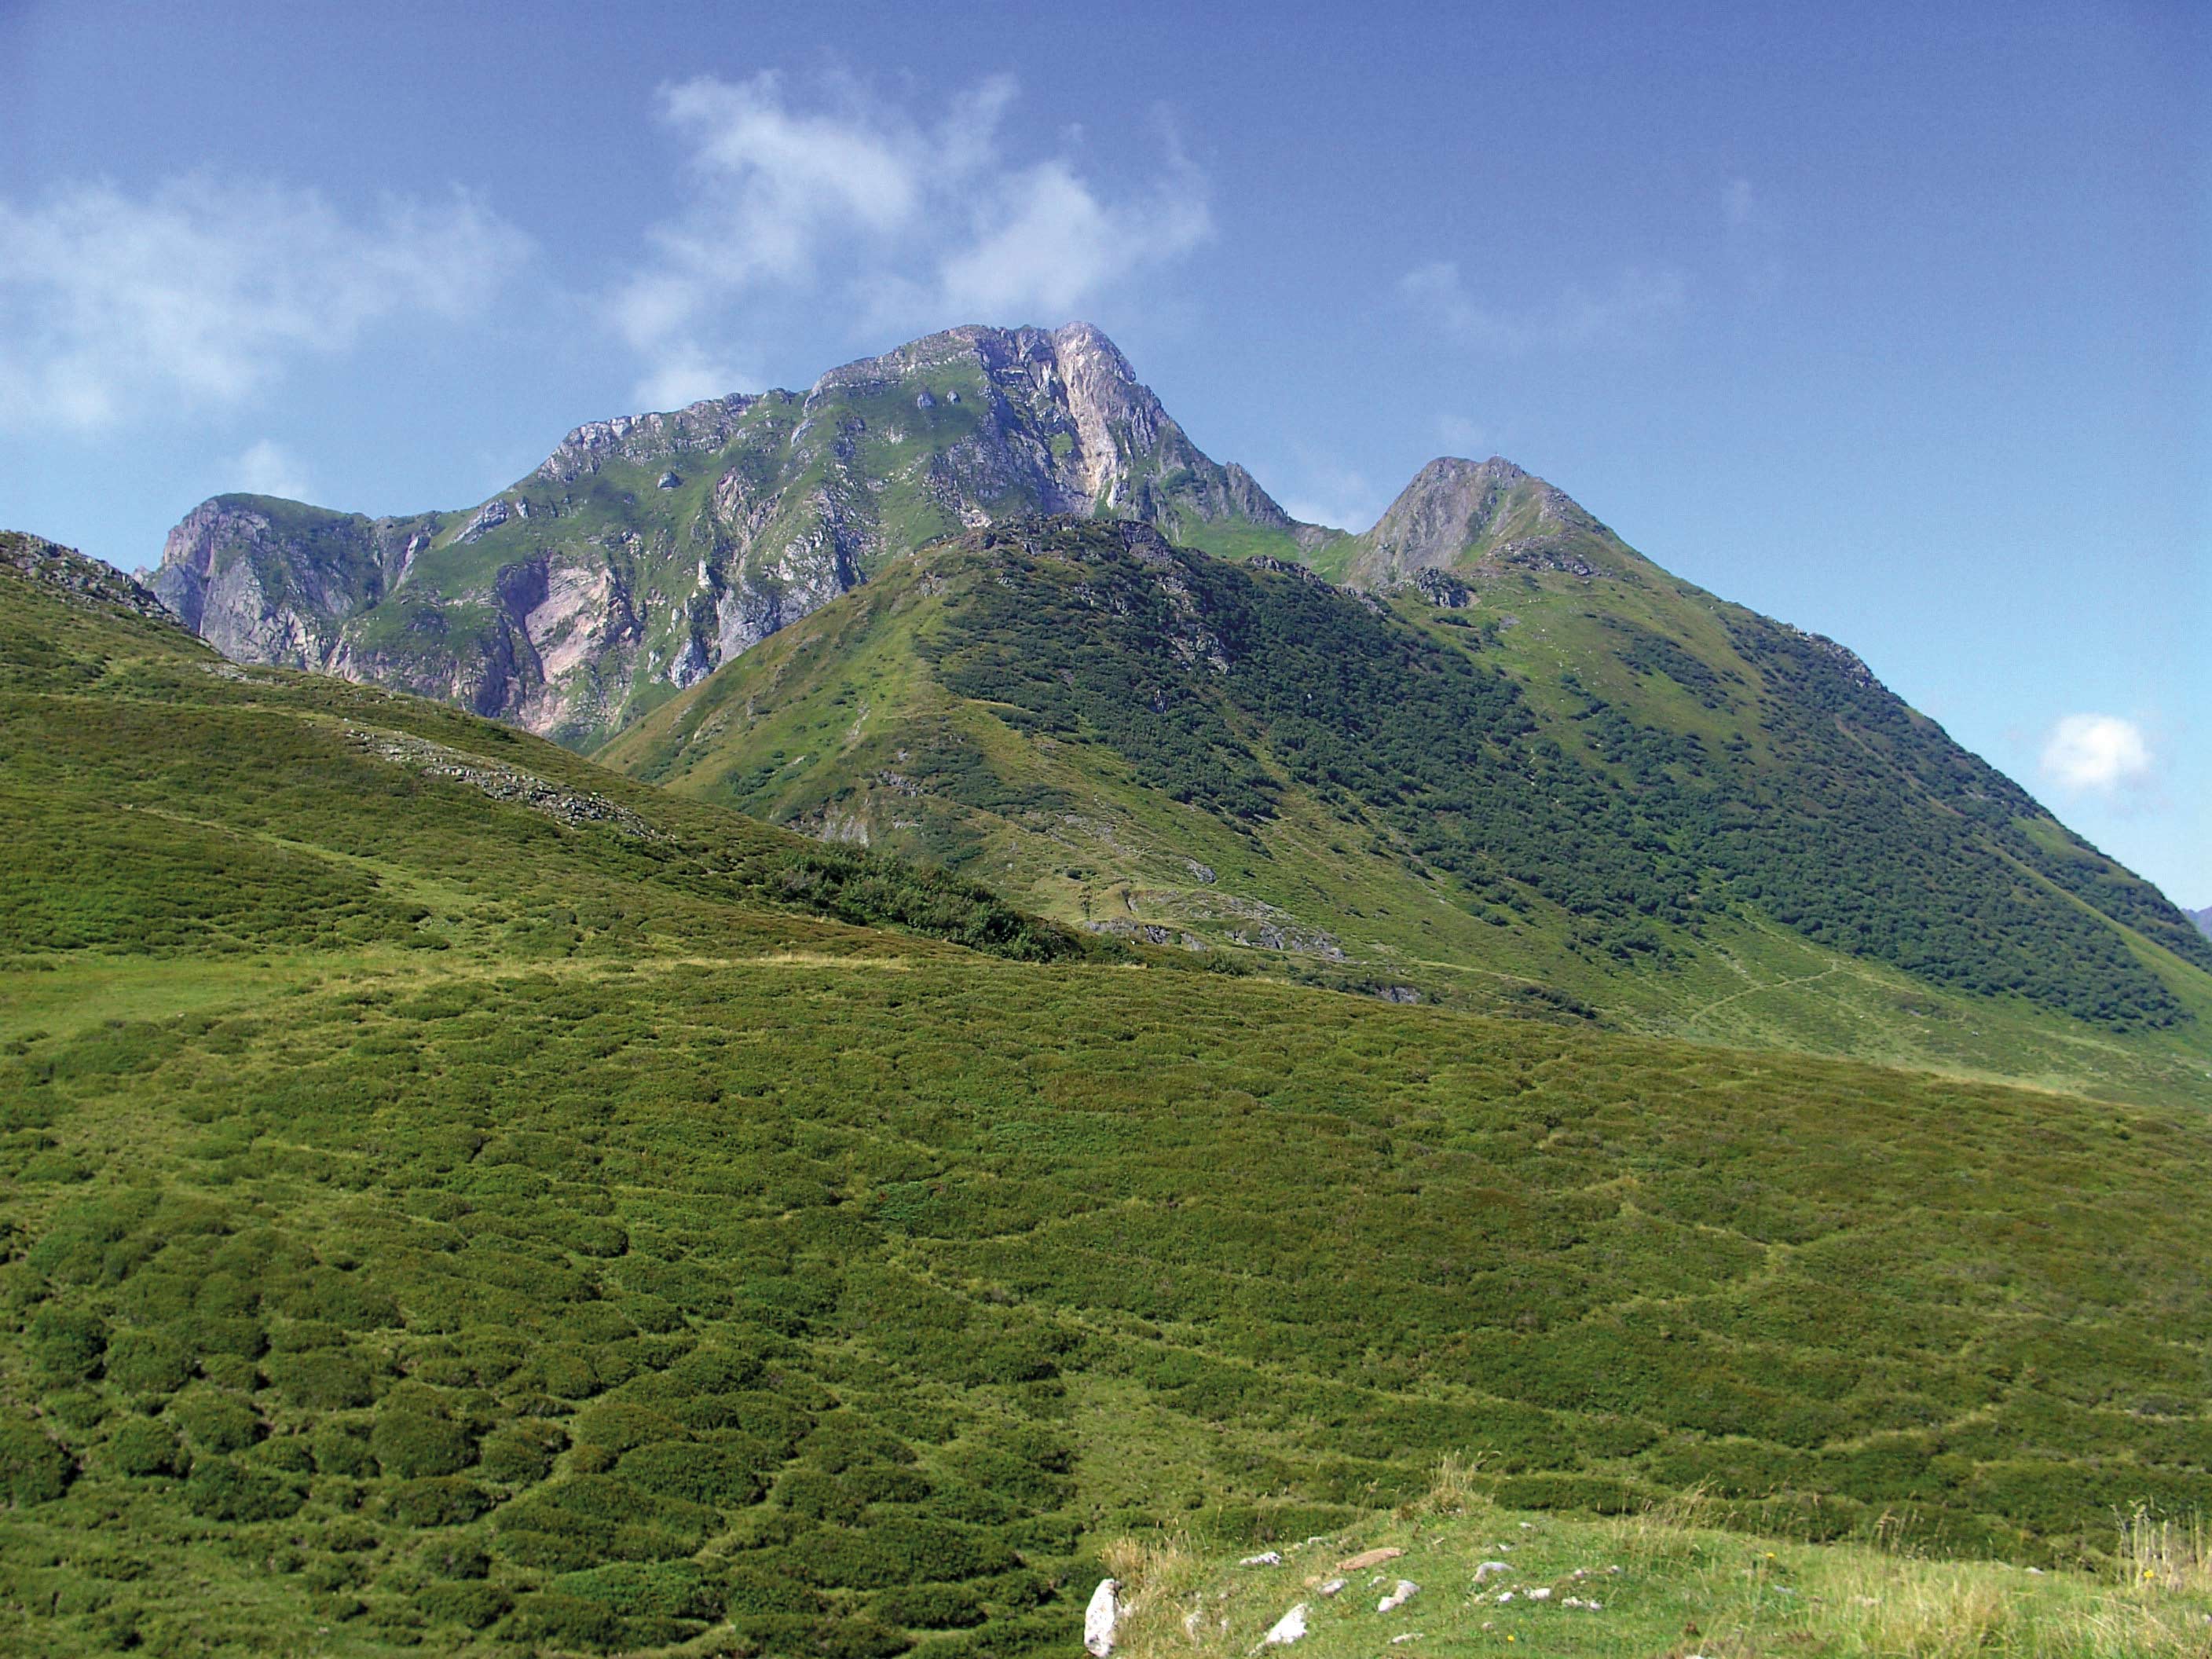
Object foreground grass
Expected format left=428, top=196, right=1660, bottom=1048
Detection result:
left=1104, top=1478, right=2212, bottom=1658
left=4, top=953, right=2210, bottom=1654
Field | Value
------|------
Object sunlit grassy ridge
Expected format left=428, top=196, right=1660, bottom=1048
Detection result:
left=3, top=536, right=2210, bottom=1657
left=602, top=518, right=2212, bottom=1105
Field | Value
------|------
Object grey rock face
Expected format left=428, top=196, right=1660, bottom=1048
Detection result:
left=1344, top=456, right=1624, bottom=589
left=149, top=497, right=437, bottom=671
left=151, top=324, right=1322, bottom=750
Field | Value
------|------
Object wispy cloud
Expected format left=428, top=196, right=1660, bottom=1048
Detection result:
left=1278, top=451, right=1386, bottom=534
left=2040, top=712, right=2156, bottom=796
left=1400, top=259, right=1686, bottom=353
left=0, top=178, right=531, bottom=432
left=1435, top=413, right=1495, bottom=456
left=613, top=71, right=1211, bottom=408
left=229, top=438, right=313, bottom=501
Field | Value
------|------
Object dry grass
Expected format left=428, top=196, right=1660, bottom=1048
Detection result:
left=2117, top=1504, right=2212, bottom=1598
left=1096, top=1495, right=2212, bottom=1659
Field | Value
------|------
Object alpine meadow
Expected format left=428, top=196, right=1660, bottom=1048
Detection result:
left=4, top=321, right=2211, bottom=1659
left=2, top=12, right=2208, bottom=1654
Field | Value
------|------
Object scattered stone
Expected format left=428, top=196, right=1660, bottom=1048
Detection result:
left=1529, top=1588, right=1551, bottom=1602
left=1317, top=1579, right=1347, bottom=1598
left=1260, top=1604, right=1308, bottom=1646
left=1240, top=1551, right=1283, bottom=1568
left=1496, top=1591, right=1514, bottom=1604
left=1474, top=1562, right=1514, bottom=1581
left=1390, top=1635, right=1423, bottom=1645
left=656, top=471, right=681, bottom=489
left=1083, top=1579, right=1119, bottom=1657
left=1338, top=1547, right=1405, bottom=1572
left=1376, top=1580, right=1419, bottom=1614
left=347, top=728, right=664, bottom=840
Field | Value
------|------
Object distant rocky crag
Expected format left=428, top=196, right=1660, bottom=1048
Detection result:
left=150, top=323, right=1325, bottom=749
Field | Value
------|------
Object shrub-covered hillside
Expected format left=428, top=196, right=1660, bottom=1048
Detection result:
left=4, top=533, right=2210, bottom=1656
left=602, top=517, right=2212, bottom=1104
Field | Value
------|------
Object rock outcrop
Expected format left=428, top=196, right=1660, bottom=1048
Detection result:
left=2, top=530, right=181, bottom=624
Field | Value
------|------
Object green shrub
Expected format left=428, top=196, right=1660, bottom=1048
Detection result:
left=800, top=1518, right=1016, bottom=1588
left=383, top=1476, right=494, bottom=1528
left=416, top=1582, right=509, bottom=1629
left=572, top=1399, right=683, bottom=1456
left=552, top=1559, right=717, bottom=1618
left=418, top=1538, right=492, bottom=1580
left=667, top=1346, right=766, bottom=1393
left=183, top=1456, right=303, bottom=1521
left=251, top=1433, right=315, bottom=1474
left=619, top=1437, right=767, bottom=1507
left=104, top=1330, right=191, bottom=1395
left=502, top=1591, right=622, bottom=1650
left=723, top=1561, right=820, bottom=1616
left=30, top=1306, right=107, bottom=1381
left=170, top=1390, right=262, bottom=1453
left=778, top=1467, right=866, bottom=1523
left=267, top=1318, right=349, bottom=1353
left=310, top=1419, right=378, bottom=1478
left=0, top=1412, right=71, bottom=1504
left=479, top=1419, right=564, bottom=1485
left=370, top=1408, right=475, bottom=1478
left=106, top=1417, right=187, bottom=1478
left=871, top=1582, right=987, bottom=1629
left=187, top=1313, right=268, bottom=1360
left=267, top=1347, right=378, bottom=1409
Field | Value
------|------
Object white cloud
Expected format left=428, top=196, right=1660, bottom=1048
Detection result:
left=2040, top=713, right=2155, bottom=795
left=229, top=438, right=312, bottom=501
left=1436, top=413, right=1493, bottom=456
left=1279, top=453, right=1386, bottom=534
left=1400, top=259, right=1686, bottom=353
left=0, top=178, right=530, bottom=432
left=614, top=71, right=1210, bottom=407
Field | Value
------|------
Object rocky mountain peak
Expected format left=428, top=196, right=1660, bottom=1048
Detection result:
left=148, top=324, right=1322, bottom=748
left=1345, top=455, right=1624, bottom=588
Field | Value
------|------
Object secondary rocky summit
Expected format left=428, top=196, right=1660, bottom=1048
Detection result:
left=150, top=323, right=1325, bottom=749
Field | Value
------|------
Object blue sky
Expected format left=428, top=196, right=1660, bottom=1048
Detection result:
left=2, top=0, right=2205, bottom=905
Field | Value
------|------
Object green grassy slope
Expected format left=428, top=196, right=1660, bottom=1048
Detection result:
left=600, top=518, right=2212, bottom=1107
left=5, top=533, right=2212, bottom=1657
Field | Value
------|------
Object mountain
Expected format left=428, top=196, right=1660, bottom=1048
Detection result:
left=8, top=529, right=2212, bottom=1654
left=150, top=324, right=1322, bottom=748
left=144, top=325, right=2210, bottom=1096
left=601, top=513, right=2212, bottom=1102
left=2194, top=905, right=2212, bottom=939
left=1318, top=453, right=1634, bottom=588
